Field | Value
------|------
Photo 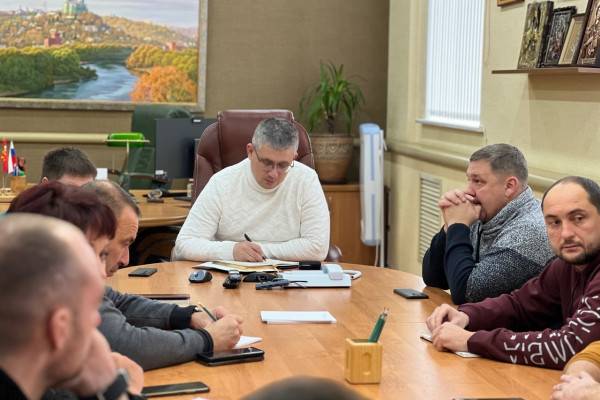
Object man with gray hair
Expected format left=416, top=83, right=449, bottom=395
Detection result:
left=422, top=143, right=554, bottom=304
left=174, top=117, right=330, bottom=262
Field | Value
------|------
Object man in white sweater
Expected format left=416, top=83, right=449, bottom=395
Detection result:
left=174, top=117, right=330, bottom=262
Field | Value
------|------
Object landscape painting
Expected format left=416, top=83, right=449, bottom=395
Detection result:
left=0, top=0, right=207, bottom=110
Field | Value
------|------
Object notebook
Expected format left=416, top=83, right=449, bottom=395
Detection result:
left=196, top=259, right=298, bottom=273
left=260, top=311, right=337, bottom=324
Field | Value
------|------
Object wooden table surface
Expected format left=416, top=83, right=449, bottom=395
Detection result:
left=0, top=189, right=191, bottom=228
left=108, top=262, right=560, bottom=400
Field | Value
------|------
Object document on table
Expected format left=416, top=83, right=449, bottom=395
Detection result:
left=419, top=332, right=480, bottom=358
left=234, top=335, right=262, bottom=349
left=260, top=311, right=337, bottom=324
left=195, top=259, right=298, bottom=273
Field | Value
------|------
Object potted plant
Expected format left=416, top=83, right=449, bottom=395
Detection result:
left=300, top=61, right=365, bottom=183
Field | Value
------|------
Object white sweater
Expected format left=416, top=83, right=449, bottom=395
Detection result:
left=174, top=158, right=330, bottom=261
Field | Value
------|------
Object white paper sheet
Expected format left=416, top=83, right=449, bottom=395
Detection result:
left=260, top=311, right=337, bottom=324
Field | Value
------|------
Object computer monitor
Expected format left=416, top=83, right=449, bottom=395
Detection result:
left=154, top=117, right=216, bottom=180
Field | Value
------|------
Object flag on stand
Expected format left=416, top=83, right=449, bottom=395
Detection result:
left=1, top=138, right=7, bottom=174
left=8, top=141, right=16, bottom=175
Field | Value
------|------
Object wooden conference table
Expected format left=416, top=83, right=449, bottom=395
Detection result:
left=0, top=189, right=190, bottom=228
left=109, top=262, right=560, bottom=399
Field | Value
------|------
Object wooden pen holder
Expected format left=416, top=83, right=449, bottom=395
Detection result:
left=344, top=338, right=382, bottom=384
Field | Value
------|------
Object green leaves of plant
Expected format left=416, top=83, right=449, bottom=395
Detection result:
left=299, top=61, right=365, bottom=134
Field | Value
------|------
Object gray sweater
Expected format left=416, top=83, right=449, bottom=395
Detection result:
left=423, top=186, right=555, bottom=304
left=99, top=287, right=213, bottom=370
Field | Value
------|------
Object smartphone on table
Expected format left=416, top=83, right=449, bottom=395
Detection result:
left=197, top=347, right=265, bottom=366
left=393, top=288, right=429, bottom=299
left=128, top=267, right=157, bottom=277
left=142, top=381, right=209, bottom=397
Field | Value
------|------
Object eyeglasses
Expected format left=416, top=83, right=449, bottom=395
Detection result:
left=254, top=149, right=295, bottom=173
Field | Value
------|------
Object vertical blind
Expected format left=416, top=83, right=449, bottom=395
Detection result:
left=424, top=0, right=485, bottom=129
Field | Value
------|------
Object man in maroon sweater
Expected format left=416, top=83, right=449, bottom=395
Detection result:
left=426, top=176, right=600, bottom=369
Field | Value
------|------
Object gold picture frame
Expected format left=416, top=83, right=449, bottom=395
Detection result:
left=0, top=0, right=208, bottom=112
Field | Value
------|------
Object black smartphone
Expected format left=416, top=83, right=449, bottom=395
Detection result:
left=128, top=267, right=157, bottom=277
left=142, top=381, right=209, bottom=398
left=394, top=288, right=429, bottom=299
left=299, top=260, right=321, bottom=270
left=197, top=347, right=265, bottom=366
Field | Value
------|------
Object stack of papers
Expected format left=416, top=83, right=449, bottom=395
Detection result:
left=260, top=311, right=337, bottom=324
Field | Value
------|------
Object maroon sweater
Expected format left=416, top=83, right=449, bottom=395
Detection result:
left=458, top=253, right=600, bottom=369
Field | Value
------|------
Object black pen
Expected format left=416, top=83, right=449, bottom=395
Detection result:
left=244, top=233, right=266, bottom=261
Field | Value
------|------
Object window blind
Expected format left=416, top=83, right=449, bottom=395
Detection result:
left=423, top=0, right=485, bottom=130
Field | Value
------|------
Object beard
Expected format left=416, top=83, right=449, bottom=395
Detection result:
left=559, top=242, right=600, bottom=266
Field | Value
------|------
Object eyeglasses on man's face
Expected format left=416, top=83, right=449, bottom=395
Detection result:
left=254, top=149, right=295, bottom=173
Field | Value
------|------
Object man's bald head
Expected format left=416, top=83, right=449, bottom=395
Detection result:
left=0, top=214, right=100, bottom=353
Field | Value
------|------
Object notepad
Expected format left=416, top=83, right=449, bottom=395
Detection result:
left=234, top=335, right=262, bottom=349
left=196, top=259, right=298, bottom=273
left=260, top=311, right=337, bottom=324
left=419, top=332, right=480, bottom=358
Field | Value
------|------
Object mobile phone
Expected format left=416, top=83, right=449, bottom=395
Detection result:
left=128, top=267, right=157, bottom=277
left=394, top=288, right=429, bottom=299
left=197, top=346, right=265, bottom=366
left=142, top=381, right=209, bottom=397
left=223, top=270, right=242, bottom=289
left=299, top=260, right=321, bottom=270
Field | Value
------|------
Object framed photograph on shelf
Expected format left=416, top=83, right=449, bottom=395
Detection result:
left=559, top=14, right=586, bottom=65
left=517, top=1, right=554, bottom=69
left=578, top=0, right=600, bottom=65
left=542, top=7, right=577, bottom=66
left=0, top=0, right=208, bottom=111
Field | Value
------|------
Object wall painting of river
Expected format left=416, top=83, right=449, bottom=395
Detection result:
left=0, top=0, right=206, bottom=110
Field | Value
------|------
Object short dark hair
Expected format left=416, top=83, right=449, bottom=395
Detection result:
left=41, top=147, right=97, bottom=181
left=0, top=215, right=86, bottom=353
left=470, top=144, right=528, bottom=183
left=7, top=181, right=116, bottom=241
left=542, top=176, right=600, bottom=213
left=82, top=180, right=140, bottom=218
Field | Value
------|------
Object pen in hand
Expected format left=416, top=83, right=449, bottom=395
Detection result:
left=197, top=301, right=217, bottom=322
left=243, top=233, right=266, bottom=261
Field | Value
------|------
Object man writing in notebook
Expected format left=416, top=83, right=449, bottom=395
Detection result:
left=426, top=176, right=600, bottom=370
left=174, top=117, right=330, bottom=262
left=422, top=144, right=554, bottom=304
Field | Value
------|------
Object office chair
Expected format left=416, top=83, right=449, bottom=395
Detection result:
left=192, top=109, right=341, bottom=262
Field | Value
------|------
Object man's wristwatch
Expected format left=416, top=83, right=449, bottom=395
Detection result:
left=82, top=369, right=129, bottom=400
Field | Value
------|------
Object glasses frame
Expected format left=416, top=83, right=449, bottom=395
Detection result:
left=253, top=148, right=295, bottom=173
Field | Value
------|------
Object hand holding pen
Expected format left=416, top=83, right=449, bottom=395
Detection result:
left=232, top=233, right=266, bottom=262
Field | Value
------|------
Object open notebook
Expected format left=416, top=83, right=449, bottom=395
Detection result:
left=195, top=259, right=298, bottom=273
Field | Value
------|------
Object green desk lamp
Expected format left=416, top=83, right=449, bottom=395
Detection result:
left=106, top=132, right=150, bottom=191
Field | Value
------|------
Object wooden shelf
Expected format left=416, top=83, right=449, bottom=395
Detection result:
left=492, top=67, right=600, bottom=75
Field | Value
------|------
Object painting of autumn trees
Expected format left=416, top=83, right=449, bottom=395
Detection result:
left=127, top=45, right=198, bottom=102
left=0, top=0, right=204, bottom=107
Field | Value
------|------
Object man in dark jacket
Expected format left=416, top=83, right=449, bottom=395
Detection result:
left=426, top=176, right=600, bottom=370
